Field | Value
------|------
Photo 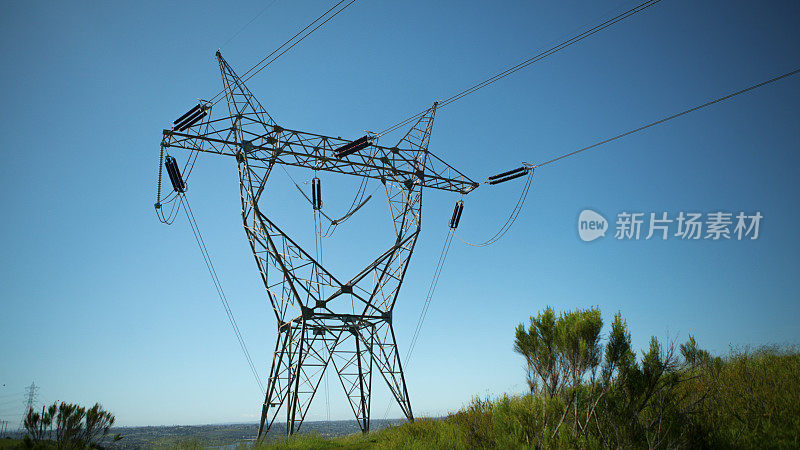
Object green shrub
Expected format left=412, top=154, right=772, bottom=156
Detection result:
left=149, top=308, right=800, bottom=449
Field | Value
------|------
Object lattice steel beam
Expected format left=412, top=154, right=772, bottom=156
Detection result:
left=158, top=51, right=473, bottom=438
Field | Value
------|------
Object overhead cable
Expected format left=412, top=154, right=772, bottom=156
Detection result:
left=282, top=165, right=376, bottom=235
left=404, top=230, right=455, bottom=365
left=182, top=195, right=266, bottom=394
left=210, top=0, right=358, bottom=106
left=376, top=0, right=663, bottom=138
left=455, top=67, right=800, bottom=247
left=383, top=225, right=457, bottom=420
left=456, top=169, right=535, bottom=247
left=221, top=0, right=280, bottom=48
left=530, top=67, right=800, bottom=169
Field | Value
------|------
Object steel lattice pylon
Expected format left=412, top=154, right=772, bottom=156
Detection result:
left=159, top=52, right=477, bottom=438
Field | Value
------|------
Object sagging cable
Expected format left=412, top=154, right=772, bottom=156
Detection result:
left=289, top=172, right=373, bottom=226
left=456, top=168, right=535, bottom=247
left=181, top=195, right=265, bottom=394
left=331, top=194, right=371, bottom=225
left=403, top=225, right=456, bottom=369
left=487, top=166, right=530, bottom=185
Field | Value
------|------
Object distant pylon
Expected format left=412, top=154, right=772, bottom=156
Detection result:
left=19, top=382, right=38, bottom=431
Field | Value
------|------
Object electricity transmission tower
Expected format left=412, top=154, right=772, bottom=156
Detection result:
left=19, top=382, right=37, bottom=431
left=158, top=51, right=477, bottom=437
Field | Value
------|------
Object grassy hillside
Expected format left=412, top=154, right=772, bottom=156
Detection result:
left=10, top=303, right=798, bottom=449
left=6, top=346, right=796, bottom=449
left=0, top=439, right=23, bottom=450
left=249, top=345, right=799, bottom=449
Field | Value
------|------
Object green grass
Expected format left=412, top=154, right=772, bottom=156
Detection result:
left=245, top=345, right=800, bottom=449
left=250, top=420, right=465, bottom=450
left=686, top=345, right=800, bottom=448
left=11, top=346, right=799, bottom=449
left=0, top=439, right=23, bottom=450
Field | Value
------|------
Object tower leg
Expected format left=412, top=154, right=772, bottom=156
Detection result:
left=355, top=332, right=368, bottom=433
left=331, top=325, right=374, bottom=433
left=257, top=324, right=294, bottom=439
left=371, top=320, right=414, bottom=421
left=258, top=319, right=342, bottom=440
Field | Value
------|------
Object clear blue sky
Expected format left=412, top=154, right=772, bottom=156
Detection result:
left=1, top=0, right=798, bottom=427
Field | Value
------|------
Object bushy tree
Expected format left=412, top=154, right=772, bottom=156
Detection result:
left=513, top=306, right=561, bottom=397
left=24, top=401, right=121, bottom=449
left=514, top=306, right=716, bottom=447
left=515, top=306, right=615, bottom=437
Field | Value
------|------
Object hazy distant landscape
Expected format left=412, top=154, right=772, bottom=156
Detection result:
left=3, top=420, right=402, bottom=448
left=118, top=420, right=402, bottom=448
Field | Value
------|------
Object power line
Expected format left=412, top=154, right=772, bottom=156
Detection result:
left=181, top=195, right=266, bottom=394
left=210, top=0, right=358, bottom=106
left=383, top=226, right=457, bottom=420
left=454, top=67, right=800, bottom=248
left=456, top=170, right=535, bottom=247
left=530, top=67, right=800, bottom=169
left=376, top=0, right=663, bottom=138
left=221, top=0, right=280, bottom=48
left=239, top=0, right=357, bottom=87
left=405, top=230, right=455, bottom=364
left=453, top=66, right=800, bottom=246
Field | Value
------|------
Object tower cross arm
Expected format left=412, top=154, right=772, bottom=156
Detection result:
left=162, top=118, right=479, bottom=194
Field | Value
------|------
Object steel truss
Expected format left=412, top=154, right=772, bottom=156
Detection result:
left=159, top=51, right=477, bottom=438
